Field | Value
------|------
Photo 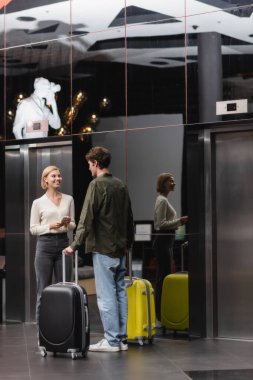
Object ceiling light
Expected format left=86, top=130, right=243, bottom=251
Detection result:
left=16, top=16, right=36, bottom=22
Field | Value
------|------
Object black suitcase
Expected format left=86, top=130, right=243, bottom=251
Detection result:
left=38, top=251, right=90, bottom=359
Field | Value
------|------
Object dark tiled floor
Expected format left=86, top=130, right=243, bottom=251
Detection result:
left=1, top=296, right=253, bottom=380
left=186, top=369, right=253, bottom=380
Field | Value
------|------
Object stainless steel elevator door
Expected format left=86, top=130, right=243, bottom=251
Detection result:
left=215, top=131, right=253, bottom=339
left=5, top=141, right=73, bottom=323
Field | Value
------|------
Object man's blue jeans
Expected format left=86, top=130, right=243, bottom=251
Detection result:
left=92, top=252, right=128, bottom=347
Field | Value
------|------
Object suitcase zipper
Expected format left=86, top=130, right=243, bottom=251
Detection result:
left=142, top=279, right=152, bottom=339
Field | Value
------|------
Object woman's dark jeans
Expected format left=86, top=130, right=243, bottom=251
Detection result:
left=34, top=233, right=72, bottom=323
left=153, top=233, right=175, bottom=321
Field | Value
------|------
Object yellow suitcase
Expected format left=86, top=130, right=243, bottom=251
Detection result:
left=161, top=272, right=189, bottom=332
left=126, top=278, right=156, bottom=345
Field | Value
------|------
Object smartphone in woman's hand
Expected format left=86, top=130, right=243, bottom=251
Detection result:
left=61, top=216, right=71, bottom=224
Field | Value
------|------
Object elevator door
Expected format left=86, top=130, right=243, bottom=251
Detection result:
left=5, top=141, right=72, bottom=322
left=215, top=131, right=253, bottom=339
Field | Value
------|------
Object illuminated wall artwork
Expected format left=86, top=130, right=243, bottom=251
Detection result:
left=57, top=91, right=109, bottom=138
left=78, top=96, right=111, bottom=140
left=12, top=77, right=61, bottom=139
left=78, top=96, right=110, bottom=138
left=57, top=91, right=87, bottom=136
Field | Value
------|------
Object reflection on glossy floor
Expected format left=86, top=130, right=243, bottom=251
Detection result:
left=1, top=296, right=253, bottom=380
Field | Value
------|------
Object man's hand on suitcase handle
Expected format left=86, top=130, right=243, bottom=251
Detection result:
left=64, top=246, right=74, bottom=256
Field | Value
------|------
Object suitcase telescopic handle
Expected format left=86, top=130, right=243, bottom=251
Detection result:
left=180, top=241, right=188, bottom=272
left=128, top=248, right=133, bottom=283
left=62, top=250, right=79, bottom=284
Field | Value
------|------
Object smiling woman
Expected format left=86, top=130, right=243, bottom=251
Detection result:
left=30, top=165, right=76, bottom=325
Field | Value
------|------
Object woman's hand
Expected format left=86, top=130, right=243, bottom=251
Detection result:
left=49, top=217, right=71, bottom=230
left=49, top=221, right=62, bottom=229
left=60, top=216, right=71, bottom=227
left=180, top=216, right=188, bottom=225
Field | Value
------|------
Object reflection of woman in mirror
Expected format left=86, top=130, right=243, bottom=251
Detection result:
left=30, top=165, right=76, bottom=324
left=12, top=77, right=61, bottom=139
left=153, top=173, right=188, bottom=326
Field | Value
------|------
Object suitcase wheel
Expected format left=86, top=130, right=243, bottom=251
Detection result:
left=81, top=349, right=88, bottom=358
left=71, top=352, right=78, bottom=360
left=148, top=337, right=154, bottom=344
left=40, top=348, right=47, bottom=357
left=137, top=338, right=144, bottom=346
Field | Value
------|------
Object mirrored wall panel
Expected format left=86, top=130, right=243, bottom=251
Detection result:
left=5, top=39, right=71, bottom=141
left=185, top=0, right=252, bottom=16
left=90, top=124, right=185, bottom=221
left=0, top=6, right=4, bottom=138
left=92, top=129, right=127, bottom=182
left=1, top=1, right=253, bottom=139
left=72, top=28, right=126, bottom=136
left=71, top=0, right=125, bottom=34
left=126, top=15, right=186, bottom=129
left=128, top=125, right=184, bottom=221
left=0, top=8, right=4, bottom=49
left=71, top=0, right=127, bottom=138
left=5, top=0, right=71, bottom=48
left=126, top=1, right=185, bottom=23
left=186, top=6, right=253, bottom=124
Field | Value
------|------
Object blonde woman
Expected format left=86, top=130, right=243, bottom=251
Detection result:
left=30, top=165, right=76, bottom=322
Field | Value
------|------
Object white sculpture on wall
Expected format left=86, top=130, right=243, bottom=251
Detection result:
left=12, top=77, right=61, bottom=139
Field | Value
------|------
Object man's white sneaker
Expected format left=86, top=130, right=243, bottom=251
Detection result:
left=120, top=340, right=128, bottom=351
left=89, top=339, right=120, bottom=352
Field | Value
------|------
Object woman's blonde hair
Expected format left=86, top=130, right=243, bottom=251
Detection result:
left=41, top=165, right=61, bottom=190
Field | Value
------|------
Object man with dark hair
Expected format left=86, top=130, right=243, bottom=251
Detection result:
left=65, top=146, right=134, bottom=352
